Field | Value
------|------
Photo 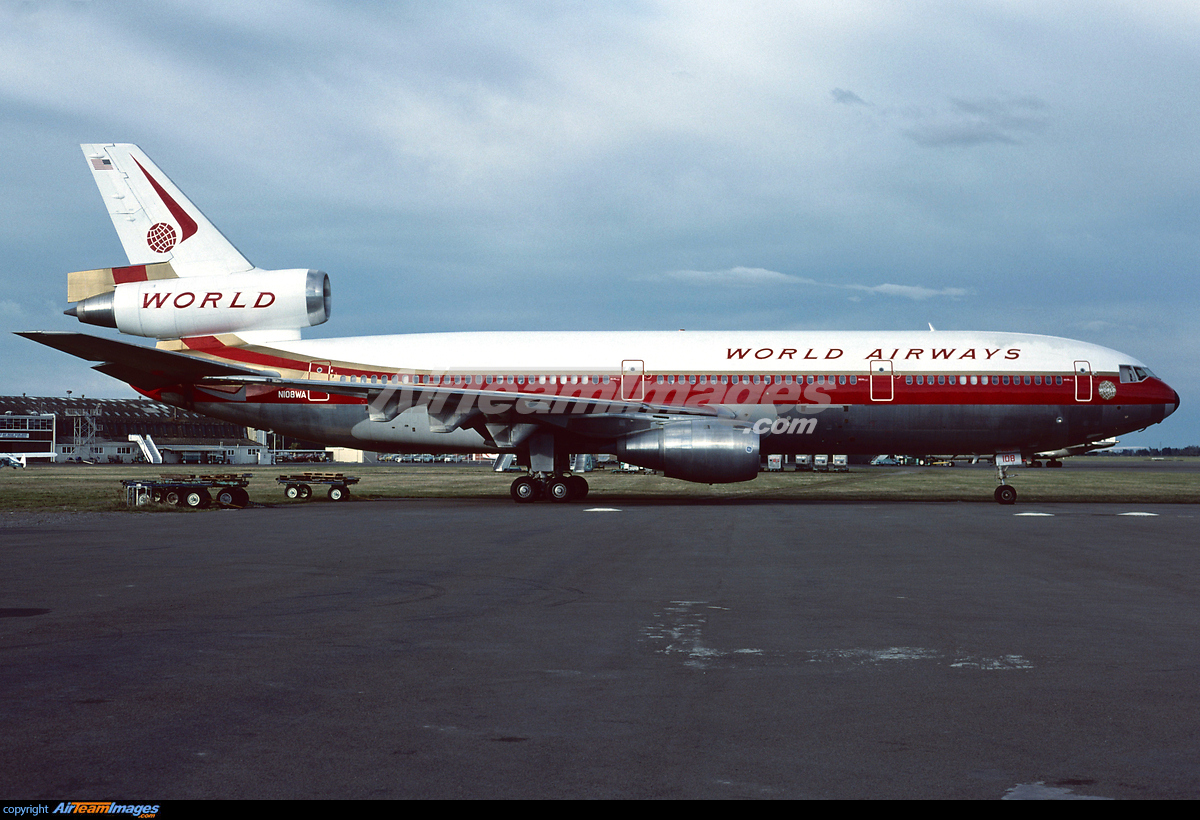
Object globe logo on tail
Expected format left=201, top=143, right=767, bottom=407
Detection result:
left=146, top=222, right=177, bottom=253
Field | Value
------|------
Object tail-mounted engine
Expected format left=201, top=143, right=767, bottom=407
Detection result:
left=65, top=263, right=330, bottom=339
left=616, top=419, right=761, bottom=484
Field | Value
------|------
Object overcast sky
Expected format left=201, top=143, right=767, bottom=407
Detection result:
left=2, top=1, right=1196, bottom=447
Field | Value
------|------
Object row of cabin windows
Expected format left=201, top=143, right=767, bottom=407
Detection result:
left=904, top=375, right=1065, bottom=386
left=335, top=373, right=862, bottom=386
left=332, top=372, right=1070, bottom=387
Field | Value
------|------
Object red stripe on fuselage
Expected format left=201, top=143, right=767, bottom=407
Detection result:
left=181, top=336, right=315, bottom=372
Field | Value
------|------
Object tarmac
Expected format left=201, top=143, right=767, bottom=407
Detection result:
left=2, top=498, right=1199, bottom=799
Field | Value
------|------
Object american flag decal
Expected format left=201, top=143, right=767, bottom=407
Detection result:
left=90, top=157, right=113, bottom=170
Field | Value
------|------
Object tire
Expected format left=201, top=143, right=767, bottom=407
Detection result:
left=184, top=490, right=208, bottom=508
left=232, top=488, right=250, bottom=508
left=285, top=484, right=300, bottom=500
left=328, top=485, right=347, bottom=501
left=510, top=476, right=539, bottom=503
left=547, top=479, right=572, bottom=503
left=994, top=485, right=1017, bottom=505
left=298, top=484, right=313, bottom=499
left=567, top=475, right=589, bottom=500
left=165, top=490, right=181, bottom=506
left=217, top=489, right=236, bottom=506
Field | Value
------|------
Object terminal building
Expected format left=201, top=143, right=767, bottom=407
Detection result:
left=0, top=396, right=265, bottom=465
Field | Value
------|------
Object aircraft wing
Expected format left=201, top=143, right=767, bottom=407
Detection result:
left=16, top=331, right=279, bottom=390
left=191, top=371, right=736, bottom=448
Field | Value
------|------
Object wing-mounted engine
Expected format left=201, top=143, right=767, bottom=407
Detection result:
left=65, top=264, right=330, bottom=340
left=616, top=419, right=761, bottom=483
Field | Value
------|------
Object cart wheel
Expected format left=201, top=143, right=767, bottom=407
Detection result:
left=299, top=484, right=313, bottom=499
left=184, top=490, right=209, bottom=509
left=217, top=489, right=236, bottom=506
left=165, top=490, right=181, bottom=506
left=285, top=484, right=301, bottom=499
left=328, top=485, right=348, bottom=501
left=232, top=488, right=250, bottom=508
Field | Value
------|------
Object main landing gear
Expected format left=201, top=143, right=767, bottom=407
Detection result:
left=994, top=462, right=1017, bottom=505
left=510, top=474, right=590, bottom=504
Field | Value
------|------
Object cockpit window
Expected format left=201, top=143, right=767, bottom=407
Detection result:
left=1120, top=365, right=1154, bottom=383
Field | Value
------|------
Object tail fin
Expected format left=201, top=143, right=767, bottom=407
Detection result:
left=81, top=144, right=253, bottom=276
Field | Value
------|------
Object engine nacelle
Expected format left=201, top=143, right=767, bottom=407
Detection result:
left=69, top=268, right=330, bottom=339
left=616, top=420, right=761, bottom=484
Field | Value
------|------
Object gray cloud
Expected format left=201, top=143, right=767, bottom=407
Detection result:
left=831, top=88, right=869, bottom=106
left=661, top=268, right=969, bottom=300
left=902, top=95, right=1050, bottom=147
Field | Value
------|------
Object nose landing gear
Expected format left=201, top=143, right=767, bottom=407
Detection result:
left=994, top=461, right=1017, bottom=505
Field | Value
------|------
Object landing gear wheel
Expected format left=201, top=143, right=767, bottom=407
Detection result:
left=994, top=485, right=1017, bottom=505
left=328, top=485, right=348, bottom=501
left=285, top=484, right=301, bottom=500
left=547, top=478, right=573, bottom=503
left=510, top=476, right=540, bottom=503
left=567, top=475, right=589, bottom=500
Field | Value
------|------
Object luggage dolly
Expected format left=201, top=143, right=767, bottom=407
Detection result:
left=123, top=473, right=252, bottom=509
left=277, top=472, right=360, bottom=502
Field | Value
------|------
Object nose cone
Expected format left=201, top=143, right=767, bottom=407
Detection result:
left=1169, top=390, right=1180, bottom=418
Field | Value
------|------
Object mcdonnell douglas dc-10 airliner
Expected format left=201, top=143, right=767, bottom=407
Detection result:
left=19, top=144, right=1179, bottom=504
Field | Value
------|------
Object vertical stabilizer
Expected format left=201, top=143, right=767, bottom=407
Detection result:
left=81, top=144, right=253, bottom=276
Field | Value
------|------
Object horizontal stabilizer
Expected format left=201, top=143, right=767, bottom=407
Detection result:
left=67, top=261, right=179, bottom=303
left=16, top=331, right=277, bottom=390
